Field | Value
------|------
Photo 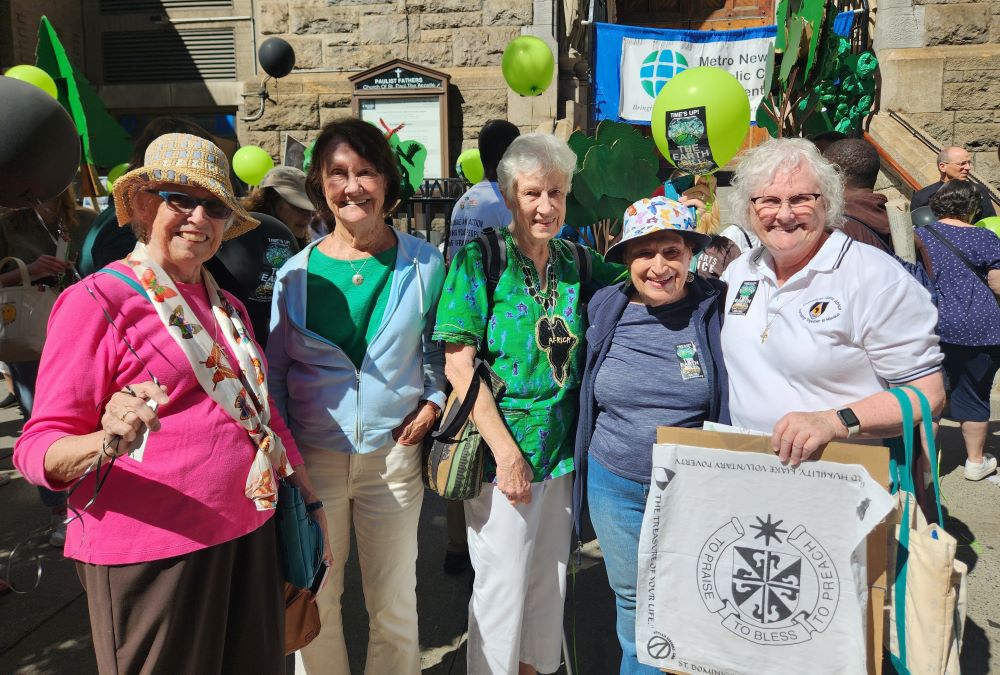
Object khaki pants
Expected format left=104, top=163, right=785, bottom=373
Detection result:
left=296, top=441, right=424, bottom=675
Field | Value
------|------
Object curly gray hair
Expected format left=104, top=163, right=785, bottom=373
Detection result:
left=729, top=138, right=844, bottom=230
left=497, top=133, right=577, bottom=200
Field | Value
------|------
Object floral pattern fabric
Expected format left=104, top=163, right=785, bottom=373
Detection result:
left=433, top=227, right=623, bottom=482
left=126, top=242, right=291, bottom=509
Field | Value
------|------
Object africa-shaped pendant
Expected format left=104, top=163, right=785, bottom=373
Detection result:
left=352, top=273, right=364, bottom=285
left=535, top=315, right=579, bottom=386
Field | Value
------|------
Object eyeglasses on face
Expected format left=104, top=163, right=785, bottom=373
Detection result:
left=749, top=193, right=823, bottom=216
left=942, top=160, right=973, bottom=168
left=145, top=190, right=233, bottom=220
left=323, top=167, right=381, bottom=187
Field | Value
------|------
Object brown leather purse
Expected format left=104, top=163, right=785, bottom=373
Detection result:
left=284, top=582, right=321, bottom=654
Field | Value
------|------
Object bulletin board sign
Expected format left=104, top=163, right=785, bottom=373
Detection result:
left=350, top=59, right=451, bottom=179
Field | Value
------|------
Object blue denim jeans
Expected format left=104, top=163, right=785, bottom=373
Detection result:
left=587, top=457, right=660, bottom=675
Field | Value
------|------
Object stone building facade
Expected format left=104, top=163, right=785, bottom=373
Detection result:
left=876, top=0, right=1000, bottom=192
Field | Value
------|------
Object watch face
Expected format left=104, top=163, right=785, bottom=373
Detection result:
left=838, top=408, right=860, bottom=429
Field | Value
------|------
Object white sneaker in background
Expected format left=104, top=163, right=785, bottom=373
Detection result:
left=964, top=454, right=998, bottom=481
left=49, top=515, right=67, bottom=548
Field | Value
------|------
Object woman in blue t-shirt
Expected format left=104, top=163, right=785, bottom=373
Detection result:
left=923, top=180, right=1000, bottom=480
left=573, top=197, right=730, bottom=673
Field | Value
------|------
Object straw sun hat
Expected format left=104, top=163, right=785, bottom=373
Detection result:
left=112, top=133, right=259, bottom=241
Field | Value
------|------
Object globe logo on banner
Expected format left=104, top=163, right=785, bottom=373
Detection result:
left=639, top=50, right=689, bottom=98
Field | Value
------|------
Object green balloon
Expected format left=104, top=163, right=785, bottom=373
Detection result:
left=232, top=145, right=274, bottom=186
left=106, top=162, right=129, bottom=188
left=501, top=36, right=554, bottom=97
left=650, top=66, right=750, bottom=174
left=456, top=149, right=484, bottom=184
left=4, top=64, right=57, bottom=99
left=975, top=216, right=1000, bottom=239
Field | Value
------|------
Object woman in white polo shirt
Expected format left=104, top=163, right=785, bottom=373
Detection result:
left=720, top=138, right=945, bottom=467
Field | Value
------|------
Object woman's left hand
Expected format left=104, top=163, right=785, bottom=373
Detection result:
left=771, top=410, right=846, bottom=466
left=309, top=507, right=334, bottom=568
left=391, top=402, right=439, bottom=446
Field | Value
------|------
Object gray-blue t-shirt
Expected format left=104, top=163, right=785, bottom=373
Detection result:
left=589, top=298, right=711, bottom=483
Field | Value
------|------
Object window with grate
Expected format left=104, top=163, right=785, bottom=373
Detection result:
left=100, top=0, right=233, bottom=14
left=102, top=28, right=236, bottom=83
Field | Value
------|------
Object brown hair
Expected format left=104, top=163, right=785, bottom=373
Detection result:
left=305, top=117, right=401, bottom=225
left=241, top=186, right=284, bottom=216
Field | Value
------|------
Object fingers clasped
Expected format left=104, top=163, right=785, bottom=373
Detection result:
left=100, top=381, right=168, bottom=458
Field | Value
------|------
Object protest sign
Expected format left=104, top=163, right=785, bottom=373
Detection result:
left=593, top=23, right=776, bottom=125
left=637, top=428, right=891, bottom=675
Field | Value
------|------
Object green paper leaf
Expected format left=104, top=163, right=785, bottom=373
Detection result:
left=567, top=130, right=596, bottom=171
left=779, top=16, right=805, bottom=83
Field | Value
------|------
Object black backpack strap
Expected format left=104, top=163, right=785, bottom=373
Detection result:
left=474, top=227, right=507, bottom=299
left=565, top=241, right=593, bottom=286
left=923, top=225, right=991, bottom=286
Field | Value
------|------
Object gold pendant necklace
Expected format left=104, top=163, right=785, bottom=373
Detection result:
left=759, top=287, right=805, bottom=343
left=347, top=257, right=371, bottom=285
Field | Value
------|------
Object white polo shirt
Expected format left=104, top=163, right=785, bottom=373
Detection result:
left=720, top=230, right=942, bottom=433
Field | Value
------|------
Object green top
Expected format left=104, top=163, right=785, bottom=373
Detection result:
left=306, top=245, right=397, bottom=370
left=432, top=227, right=625, bottom=481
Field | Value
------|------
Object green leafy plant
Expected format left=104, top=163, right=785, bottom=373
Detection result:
left=388, top=133, right=427, bottom=204
left=758, top=1, right=877, bottom=137
left=565, top=120, right=661, bottom=253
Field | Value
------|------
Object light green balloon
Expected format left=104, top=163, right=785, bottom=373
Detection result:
left=501, top=36, right=554, bottom=97
left=975, top=216, right=1000, bottom=239
left=456, top=149, right=484, bottom=184
left=232, top=145, right=274, bottom=186
left=4, top=64, right=57, bottom=99
left=106, top=162, right=129, bottom=188
left=650, top=66, right=750, bottom=174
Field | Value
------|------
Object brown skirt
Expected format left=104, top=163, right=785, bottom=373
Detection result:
left=77, top=519, right=284, bottom=675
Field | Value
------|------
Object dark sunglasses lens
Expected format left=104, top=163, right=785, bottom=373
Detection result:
left=164, top=193, right=197, bottom=212
left=203, top=201, right=232, bottom=219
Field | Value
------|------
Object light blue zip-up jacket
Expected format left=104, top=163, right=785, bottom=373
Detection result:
left=266, top=230, right=447, bottom=454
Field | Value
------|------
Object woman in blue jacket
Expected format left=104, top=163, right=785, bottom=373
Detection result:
left=573, top=197, right=729, bottom=674
left=266, top=118, right=446, bottom=675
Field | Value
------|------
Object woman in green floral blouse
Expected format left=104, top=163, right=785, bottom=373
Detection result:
left=433, top=133, right=623, bottom=675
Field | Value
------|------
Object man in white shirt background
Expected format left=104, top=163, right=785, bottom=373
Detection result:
left=446, top=119, right=521, bottom=262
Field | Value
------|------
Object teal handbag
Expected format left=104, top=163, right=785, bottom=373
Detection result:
left=275, top=478, right=324, bottom=590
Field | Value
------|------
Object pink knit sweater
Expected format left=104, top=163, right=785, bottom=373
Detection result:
left=14, top=262, right=304, bottom=565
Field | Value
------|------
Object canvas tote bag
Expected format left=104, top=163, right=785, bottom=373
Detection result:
left=885, top=386, right=967, bottom=675
left=0, top=257, right=58, bottom=362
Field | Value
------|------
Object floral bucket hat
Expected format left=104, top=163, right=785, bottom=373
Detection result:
left=605, top=196, right=711, bottom=263
left=112, top=133, right=259, bottom=241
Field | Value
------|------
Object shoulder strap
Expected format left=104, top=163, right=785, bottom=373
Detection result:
left=475, top=227, right=506, bottom=298
left=78, top=217, right=107, bottom=277
left=844, top=214, right=893, bottom=254
left=95, top=267, right=150, bottom=302
left=923, top=225, right=990, bottom=286
left=566, top=241, right=593, bottom=285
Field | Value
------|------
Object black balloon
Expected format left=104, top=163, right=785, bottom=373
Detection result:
left=911, top=206, right=936, bottom=228
left=0, top=76, right=80, bottom=208
left=258, top=38, right=296, bottom=79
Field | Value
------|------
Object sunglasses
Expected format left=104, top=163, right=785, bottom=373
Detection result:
left=145, top=190, right=233, bottom=220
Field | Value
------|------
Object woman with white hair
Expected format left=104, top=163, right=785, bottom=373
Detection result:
left=721, top=138, right=945, bottom=466
left=434, top=133, right=623, bottom=674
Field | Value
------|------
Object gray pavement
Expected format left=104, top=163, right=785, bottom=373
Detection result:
left=1, top=406, right=998, bottom=674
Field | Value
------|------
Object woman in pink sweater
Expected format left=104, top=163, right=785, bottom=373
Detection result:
left=14, top=133, right=330, bottom=674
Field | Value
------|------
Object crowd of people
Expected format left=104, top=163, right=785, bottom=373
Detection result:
left=4, top=113, right=999, bottom=675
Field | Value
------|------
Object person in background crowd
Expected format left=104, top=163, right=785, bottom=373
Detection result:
left=721, top=139, right=944, bottom=494
left=911, top=146, right=997, bottom=218
left=79, top=117, right=216, bottom=276
left=823, top=138, right=933, bottom=273
left=14, top=133, right=329, bottom=672
left=922, top=180, right=1000, bottom=480
left=205, top=212, right=298, bottom=349
left=447, top=119, right=521, bottom=261
left=267, top=118, right=446, bottom=675
left=0, top=185, right=97, bottom=547
left=243, top=166, right=315, bottom=249
left=434, top=133, right=623, bottom=675
left=574, top=196, right=728, bottom=674
left=808, top=129, right=848, bottom=153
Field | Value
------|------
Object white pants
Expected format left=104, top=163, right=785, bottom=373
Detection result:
left=296, top=441, right=424, bottom=675
left=464, top=474, right=573, bottom=674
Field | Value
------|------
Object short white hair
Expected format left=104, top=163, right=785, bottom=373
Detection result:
left=497, top=133, right=577, bottom=199
left=729, top=138, right=844, bottom=230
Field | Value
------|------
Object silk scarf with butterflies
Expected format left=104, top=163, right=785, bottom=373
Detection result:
left=125, top=242, right=290, bottom=510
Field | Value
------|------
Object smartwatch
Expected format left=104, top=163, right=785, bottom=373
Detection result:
left=836, top=408, right=861, bottom=438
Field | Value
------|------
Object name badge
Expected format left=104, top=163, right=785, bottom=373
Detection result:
left=675, top=342, right=705, bottom=380
left=728, top=280, right=759, bottom=315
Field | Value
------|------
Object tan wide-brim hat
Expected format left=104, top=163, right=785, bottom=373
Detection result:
left=112, top=133, right=259, bottom=241
left=259, top=166, right=314, bottom=211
